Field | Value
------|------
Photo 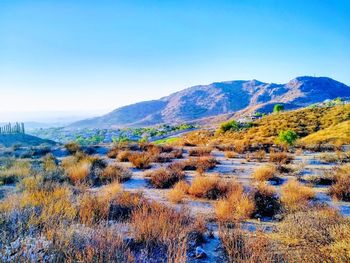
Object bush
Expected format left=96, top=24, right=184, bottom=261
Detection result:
left=219, top=225, right=277, bottom=262
left=224, top=151, right=237, bottom=158
left=219, top=120, right=240, bottom=133
left=188, top=147, right=212, bottom=157
left=130, top=202, right=202, bottom=251
left=215, top=188, right=254, bottom=222
left=64, top=142, right=81, bottom=154
left=269, top=150, right=292, bottom=164
left=280, top=179, right=315, bottom=211
left=128, top=152, right=152, bottom=169
left=0, top=159, right=31, bottom=185
left=252, top=182, right=281, bottom=218
left=252, top=164, right=276, bottom=181
left=168, top=180, right=190, bottom=203
left=329, top=164, right=350, bottom=201
left=273, top=104, right=284, bottom=113
left=188, top=176, right=236, bottom=200
left=101, top=164, right=132, bottom=183
left=147, top=167, right=185, bottom=189
left=116, top=150, right=132, bottom=162
left=276, top=207, right=349, bottom=262
left=252, top=149, right=266, bottom=161
left=277, top=130, right=298, bottom=146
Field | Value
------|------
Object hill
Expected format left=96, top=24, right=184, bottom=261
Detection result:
left=0, top=134, right=56, bottom=147
left=70, top=76, right=350, bottom=128
left=184, top=104, right=350, bottom=147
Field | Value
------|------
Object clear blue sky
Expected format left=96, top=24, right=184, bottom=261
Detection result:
left=0, top=0, right=349, bottom=119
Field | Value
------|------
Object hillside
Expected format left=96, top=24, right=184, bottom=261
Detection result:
left=70, top=76, right=350, bottom=128
left=0, top=134, right=56, bottom=147
left=185, top=104, right=350, bottom=147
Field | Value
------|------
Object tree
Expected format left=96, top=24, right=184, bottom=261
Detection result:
left=273, top=104, right=284, bottom=113
left=278, top=130, right=298, bottom=146
left=219, top=120, right=240, bottom=133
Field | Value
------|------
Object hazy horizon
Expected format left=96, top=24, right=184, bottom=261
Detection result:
left=1, top=1, right=349, bottom=122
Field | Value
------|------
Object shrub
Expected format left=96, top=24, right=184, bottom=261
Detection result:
left=101, top=164, right=132, bottom=183
left=116, top=150, right=132, bottom=162
left=269, top=150, right=292, bottom=164
left=128, top=152, right=152, bottom=169
left=273, top=104, right=284, bottom=113
left=196, top=158, right=217, bottom=175
left=0, top=159, right=31, bottom=185
left=277, top=130, right=298, bottom=146
left=147, top=167, right=185, bottom=188
left=168, top=180, right=190, bottom=203
left=252, top=164, right=276, bottom=181
left=219, top=120, right=240, bottom=133
left=42, top=153, right=57, bottom=171
left=65, top=160, right=91, bottom=184
left=188, top=147, right=212, bottom=157
left=215, top=190, right=254, bottom=222
left=252, top=182, right=281, bottom=217
left=224, top=151, right=237, bottom=158
left=329, top=164, right=350, bottom=201
left=130, top=202, right=202, bottom=254
left=64, top=142, right=81, bottom=154
left=219, top=225, right=277, bottom=262
left=280, top=179, right=315, bottom=211
left=188, top=176, right=236, bottom=199
left=276, top=207, right=348, bottom=262
left=252, top=149, right=266, bottom=161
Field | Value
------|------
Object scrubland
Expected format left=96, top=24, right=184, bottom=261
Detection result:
left=1, top=104, right=350, bottom=262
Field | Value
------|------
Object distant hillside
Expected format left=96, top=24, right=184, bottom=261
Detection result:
left=70, top=76, right=350, bottom=128
left=0, top=134, right=56, bottom=147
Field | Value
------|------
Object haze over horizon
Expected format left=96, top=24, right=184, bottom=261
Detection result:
left=1, top=1, right=349, bottom=122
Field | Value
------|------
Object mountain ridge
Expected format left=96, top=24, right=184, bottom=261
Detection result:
left=70, top=76, right=350, bottom=128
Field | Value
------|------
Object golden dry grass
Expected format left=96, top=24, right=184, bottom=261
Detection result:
left=215, top=190, right=255, bottom=222
left=252, top=164, right=276, bottom=181
left=280, top=179, right=315, bottom=211
left=329, top=164, right=350, bottom=201
left=188, top=176, right=239, bottom=200
left=168, top=180, right=190, bottom=203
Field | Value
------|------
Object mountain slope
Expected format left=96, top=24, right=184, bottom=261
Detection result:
left=71, top=76, right=350, bottom=128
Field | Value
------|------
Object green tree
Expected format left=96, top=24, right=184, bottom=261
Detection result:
left=273, top=104, right=284, bottom=113
left=219, top=120, right=240, bottom=133
left=277, top=130, right=298, bottom=146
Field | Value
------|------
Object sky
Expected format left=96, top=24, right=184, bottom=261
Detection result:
left=0, top=0, right=349, bottom=122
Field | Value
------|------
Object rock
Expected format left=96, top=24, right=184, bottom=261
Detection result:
left=195, top=246, right=207, bottom=259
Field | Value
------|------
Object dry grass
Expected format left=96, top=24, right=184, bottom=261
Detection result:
left=215, top=189, right=255, bottom=222
left=116, top=150, right=132, bottom=162
left=147, top=167, right=185, bottom=188
left=168, top=180, right=190, bottom=203
left=63, top=159, right=91, bottom=184
left=64, top=141, right=81, bottom=154
left=252, top=164, right=276, bottom=181
left=0, top=159, right=31, bottom=184
left=224, top=151, right=238, bottom=158
left=101, top=164, right=132, bottom=183
left=329, top=164, right=350, bottom=201
left=275, top=206, right=350, bottom=262
left=128, top=152, right=152, bottom=169
left=219, top=225, right=278, bottom=262
left=130, top=201, right=204, bottom=261
left=252, top=149, right=266, bottom=161
left=269, top=150, right=292, bottom=164
left=280, top=179, right=315, bottom=211
left=299, top=120, right=350, bottom=148
left=188, top=147, right=212, bottom=157
left=188, top=176, right=237, bottom=200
